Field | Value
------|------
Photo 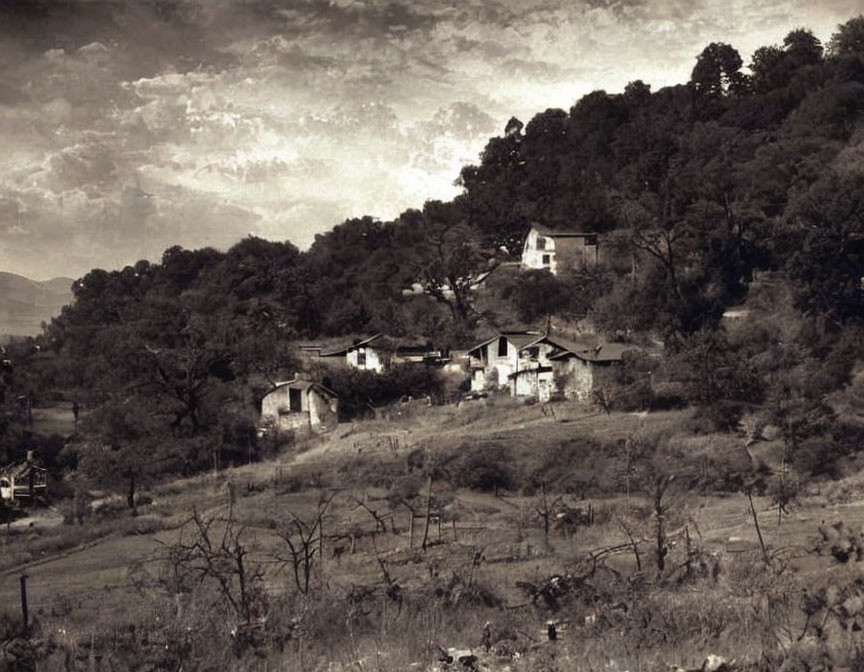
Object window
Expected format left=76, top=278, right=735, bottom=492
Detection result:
left=542, top=254, right=551, bottom=265
left=536, top=236, right=547, bottom=250
left=289, top=388, right=303, bottom=412
left=498, top=337, right=508, bottom=357
left=357, top=349, right=366, bottom=367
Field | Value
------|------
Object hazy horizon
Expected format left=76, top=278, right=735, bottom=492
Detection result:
left=0, top=0, right=860, bottom=280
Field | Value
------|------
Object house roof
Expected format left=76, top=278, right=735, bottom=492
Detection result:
left=268, top=378, right=338, bottom=398
left=508, top=366, right=553, bottom=378
left=467, top=331, right=541, bottom=355
left=319, top=334, right=384, bottom=357
left=531, top=223, right=599, bottom=238
left=1, top=460, right=47, bottom=478
left=549, top=342, right=637, bottom=363
left=319, top=334, right=441, bottom=357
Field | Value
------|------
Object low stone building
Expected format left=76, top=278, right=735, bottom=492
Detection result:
left=550, top=343, right=635, bottom=400
left=260, top=376, right=339, bottom=435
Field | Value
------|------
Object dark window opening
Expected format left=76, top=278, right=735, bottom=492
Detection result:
left=536, top=236, right=547, bottom=250
left=357, top=350, right=367, bottom=367
left=498, top=337, right=508, bottom=357
left=542, top=254, right=551, bottom=265
left=289, top=388, right=303, bottom=412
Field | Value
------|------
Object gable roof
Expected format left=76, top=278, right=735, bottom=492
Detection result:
left=531, top=223, right=599, bottom=238
left=1, top=460, right=47, bottom=478
left=549, top=342, right=636, bottom=363
left=467, top=331, right=542, bottom=355
left=267, top=378, right=338, bottom=399
left=319, top=334, right=384, bottom=357
left=319, top=334, right=443, bottom=357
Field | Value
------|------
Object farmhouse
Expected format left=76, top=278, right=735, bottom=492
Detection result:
left=319, top=334, right=448, bottom=373
left=468, top=331, right=584, bottom=401
left=260, top=376, right=339, bottom=435
left=521, top=224, right=600, bottom=276
left=0, top=457, right=47, bottom=502
left=468, top=332, right=640, bottom=402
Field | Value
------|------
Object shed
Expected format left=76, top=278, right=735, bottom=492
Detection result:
left=319, top=335, right=389, bottom=373
left=0, top=459, right=47, bottom=502
left=319, top=334, right=448, bottom=373
left=260, top=376, right=339, bottom=435
left=549, top=342, right=637, bottom=400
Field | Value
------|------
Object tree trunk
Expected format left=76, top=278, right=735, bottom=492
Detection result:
left=421, top=475, right=433, bottom=551
left=128, top=474, right=137, bottom=515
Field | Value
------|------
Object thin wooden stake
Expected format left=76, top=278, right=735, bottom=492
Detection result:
left=747, top=488, right=770, bottom=566
left=19, top=574, right=28, bottom=628
left=421, top=475, right=433, bottom=551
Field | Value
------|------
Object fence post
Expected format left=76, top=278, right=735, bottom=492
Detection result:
left=19, top=573, right=28, bottom=628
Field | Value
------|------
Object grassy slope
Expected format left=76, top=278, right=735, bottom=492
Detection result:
left=1, top=400, right=861, bottom=669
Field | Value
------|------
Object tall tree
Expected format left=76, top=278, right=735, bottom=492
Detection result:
left=691, top=42, right=748, bottom=97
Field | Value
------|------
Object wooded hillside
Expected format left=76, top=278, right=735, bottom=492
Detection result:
left=2, top=15, right=864, bottom=484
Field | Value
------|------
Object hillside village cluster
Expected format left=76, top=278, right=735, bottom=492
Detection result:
left=261, top=224, right=645, bottom=436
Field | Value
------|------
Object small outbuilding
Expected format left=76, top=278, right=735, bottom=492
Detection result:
left=319, top=335, right=390, bottom=373
left=260, top=376, right=339, bottom=435
left=318, top=334, right=448, bottom=373
left=0, top=458, right=47, bottom=502
left=550, top=343, right=636, bottom=401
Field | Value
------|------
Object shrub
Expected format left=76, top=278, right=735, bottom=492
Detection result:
left=450, top=446, right=515, bottom=493
left=323, top=364, right=444, bottom=420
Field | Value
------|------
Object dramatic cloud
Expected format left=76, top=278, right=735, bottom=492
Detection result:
left=0, top=0, right=859, bottom=278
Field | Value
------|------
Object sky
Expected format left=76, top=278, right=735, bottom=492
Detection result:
left=0, top=0, right=860, bottom=280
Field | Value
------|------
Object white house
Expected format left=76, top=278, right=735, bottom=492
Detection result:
left=319, top=334, right=448, bottom=373
left=319, top=335, right=389, bottom=373
left=468, top=332, right=639, bottom=402
left=467, top=331, right=540, bottom=393
left=521, top=224, right=600, bottom=276
left=260, top=376, right=339, bottom=435
left=467, top=332, right=587, bottom=402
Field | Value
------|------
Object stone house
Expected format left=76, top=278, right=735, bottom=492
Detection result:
left=521, top=224, right=600, bottom=276
left=549, top=342, right=635, bottom=400
left=259, top=376, right=339, bottom=435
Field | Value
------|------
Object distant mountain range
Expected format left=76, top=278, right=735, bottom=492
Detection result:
left=0, top=272, right=74, bottom=337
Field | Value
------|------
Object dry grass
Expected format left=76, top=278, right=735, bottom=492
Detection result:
left=7, top=401, right=864, bottom=670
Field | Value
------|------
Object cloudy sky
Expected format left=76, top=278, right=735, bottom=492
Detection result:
left=0, top=0, right=859, bottom=280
